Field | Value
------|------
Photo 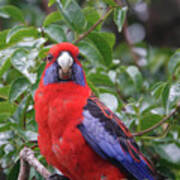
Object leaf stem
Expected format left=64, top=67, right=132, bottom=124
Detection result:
left=73, top=7, right=113, bottom=44
left=133, top=102, right=180, bottom=136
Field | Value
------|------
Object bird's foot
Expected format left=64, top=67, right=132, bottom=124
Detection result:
left=47, top=173, right=70, bottom=180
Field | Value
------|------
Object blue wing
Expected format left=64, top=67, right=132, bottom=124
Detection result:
left=77, top=96, right=155, bottom=180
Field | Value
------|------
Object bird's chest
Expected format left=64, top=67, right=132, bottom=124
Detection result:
left=47, top=94, right=84, bottom=138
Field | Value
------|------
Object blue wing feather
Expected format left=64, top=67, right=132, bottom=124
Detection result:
left=77, top=96, right=155, bottom=180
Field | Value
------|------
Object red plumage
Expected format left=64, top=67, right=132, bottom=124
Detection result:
left=35, top=43, right=155, bottom=180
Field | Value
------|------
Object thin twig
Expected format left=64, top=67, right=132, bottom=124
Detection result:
left=18, top=147, right=51, bottom=180
left=74, top=7, right=113, bottom=44
left=133, top=103, right=180, bottom=136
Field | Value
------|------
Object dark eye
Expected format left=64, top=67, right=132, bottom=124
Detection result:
left=77, top=54, right=84, bottom=61
left=47, top=54, right=54, bottom=62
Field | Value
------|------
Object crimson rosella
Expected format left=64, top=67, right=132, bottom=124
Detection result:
left=35, top=42, right=159, bottom=180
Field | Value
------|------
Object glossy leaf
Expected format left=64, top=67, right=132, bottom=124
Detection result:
left=11, top=48, right=37, bottom=84
left=6, top=25, right=24, bottom=43
left=83, top=7, right=101, bottom=31
left=48, top=0, right=56, bottom=6
left=140, top=113, right=162, bottom=131
left=12, top=95, right=30, bottom=126
left=103, top=0, right=117, bottom=6
left=0, top=5, right=24, bottom=23
left=87, top=73, right=114, bottom=87
left=0, top=29, right=9, bottom=49
left=168, top=50, right=180, bottom=75
left=0, top=101, right=16, bottom=114
left=167, top=82, right=180, bottom=110
left=0, top=123, right=12, bottom=132
left=43, top=11, right=61, bottom=27
left=155, top=144, right=180, bottom=165
left=100, top=93, right=118, bottom=111
left=0, top=58, right=11, bottom=78
left=162, top=83, right=170, bottom=110
left=78, top=40, right=104, bottom=65
left=0, top=86, right=10, bottom=100
left=151, top=82, right=167, bottom=99
left=56, top=0, right=87, bottom=32
left=114, top=7, right=127, bottom=32
left=98, top=32, right=115, bottom=49
left=7, top=160, right=20, bottom=180
left=5, top=27, right=39, bottom=44
left=44, top=24, right=66, bottom=43
left=88, top=32, right=112, bottom=66
left=126, top=66, right=143, bottom=90
left=9, top=77, right=30, bottom=102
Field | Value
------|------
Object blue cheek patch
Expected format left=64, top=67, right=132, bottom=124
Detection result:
left=43, top=62, right=85, bottom=86
left=72, top=63, right=85, bottom=87
left=43, top=62, right=59, bottom=85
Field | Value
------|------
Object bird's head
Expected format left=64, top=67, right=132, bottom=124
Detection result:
left=42, top=42, right=86, bottom=87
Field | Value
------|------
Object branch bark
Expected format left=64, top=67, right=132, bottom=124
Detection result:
left=133, top=102, right=180, bottom=136
left=18, top=147, right=51, bottom=180
left=74, top=7, right=113, bottom=44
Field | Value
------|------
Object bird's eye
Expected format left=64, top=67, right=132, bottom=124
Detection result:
left=77, top=54, right=83, bottom=61
left=47, top=54, right=54, bottom=62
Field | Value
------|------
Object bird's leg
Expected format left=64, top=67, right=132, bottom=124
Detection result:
left=47, top=173, right=70, bottom=180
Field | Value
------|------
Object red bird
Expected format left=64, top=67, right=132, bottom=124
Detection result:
left=35, top=42, right=158, bottom=180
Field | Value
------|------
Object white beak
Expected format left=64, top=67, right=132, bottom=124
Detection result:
left=57, top=52, right=73, bottom=73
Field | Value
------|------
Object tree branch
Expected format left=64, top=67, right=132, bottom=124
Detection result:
left=18, top=147, right=51, bottom=180
left=18, top=159, right=30, bottom=180
left=74, top=7, right=113, bottom=44
left=133, top=102, right=180, bottom=136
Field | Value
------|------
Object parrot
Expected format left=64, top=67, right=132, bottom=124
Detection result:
left=34, top=42, right=160, bottom=180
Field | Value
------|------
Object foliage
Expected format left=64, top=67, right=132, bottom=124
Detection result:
left=0, top=0, right=180, bottom=179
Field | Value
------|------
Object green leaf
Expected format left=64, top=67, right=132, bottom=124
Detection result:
left=162, top=83, right=170, bottom=110
left=6, top=27, right=39, bottom=44
left=0, top=123, right=12, bottom=132
left=0, top=58, right=11, bottom=78
left=0, top=101, right=16, bottom=114
left=0, top=11, right=10, bottom=19
left=88, top=32, right=112, bottom=66
left=25, top=131, right=37, bottom=141
left=0, top=86, right=10, bottom=100
left=12, top=95, right=30, bottom=126
left=78, top=40, right=104, bottom=65
left=6, top=25, right=24, bottom=43
left=140, top=113, right=162, bottom=131
left=0, top=29, right=9, bottom=49
left=114, top=7, right=127, bottom=32
left=103, top=0, right=117, bottom=6
left=87, top=73, right=114, bottom=87
left=167, top=82, right=180, bottom=110
left=44, top=24, right=66, bottom=43
left=0, top=5, right=25, bottom=23
left=9, top=77, right=30, bottom=102
left=0, top=113, right=10, bottom=122
left=48, top=0, right=56, bottom=6
left=98, top=32, right=115, bottom=49
left=83, top=7, right=101, bottom=31
left=155, top=144, right=180, bottom=166
left=56, top=0, right=87, bottom=32
left=11, top=48, right=37, bottom=84
left=168, top=50, right=180, bottom=75
left=43, top=11, right=61, bottom=27
left=7, top=160, right=20, bottom=180
left=100, top=93, right=118, bottom=111
left=151, top=82, right=167, bottom=99
left=126, top=66, right=143, bottom=90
